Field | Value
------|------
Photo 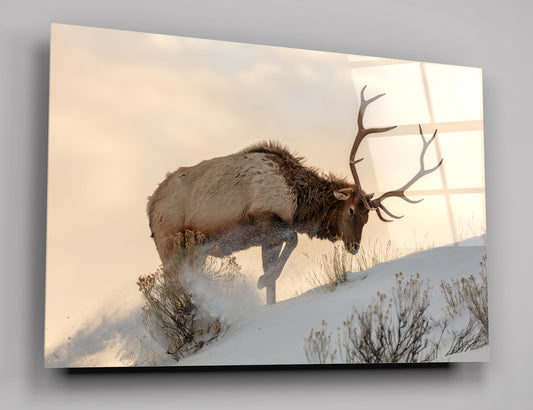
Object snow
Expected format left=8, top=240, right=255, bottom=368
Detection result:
left=45, top=237, right=488, bottom=367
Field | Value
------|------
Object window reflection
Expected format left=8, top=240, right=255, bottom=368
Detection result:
left=349, top=57, right=485, bottom=248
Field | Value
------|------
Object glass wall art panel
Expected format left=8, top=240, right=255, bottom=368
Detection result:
left=45, top=24, right=487, bottom=368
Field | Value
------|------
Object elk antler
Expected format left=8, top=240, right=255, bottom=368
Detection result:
left=350, top=85, right=397, bottom=210
left=368, top=124, right=444, bottom=222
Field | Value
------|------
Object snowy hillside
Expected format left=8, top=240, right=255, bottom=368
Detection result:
left=45, top=238, right=488, bottom=367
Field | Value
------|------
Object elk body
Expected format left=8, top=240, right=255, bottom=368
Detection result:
left=147, top=86, right=443, bottom=304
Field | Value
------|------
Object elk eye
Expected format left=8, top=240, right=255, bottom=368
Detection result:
left=349, top=208, right=354, bottom=216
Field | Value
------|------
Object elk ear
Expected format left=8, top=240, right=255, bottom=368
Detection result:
left=333, top=188, right=353, bottom=201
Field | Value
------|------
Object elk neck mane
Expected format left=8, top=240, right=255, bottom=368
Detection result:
left=240, top=141, right=352, bottom=240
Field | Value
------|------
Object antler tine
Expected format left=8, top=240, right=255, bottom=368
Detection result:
left=375, top=208, right=391, bottom=223
left=370, top=124, right=443, bottom=214
left=375, top=204, right=404, bottom=223
left=350, top=85, right=397, bottom=210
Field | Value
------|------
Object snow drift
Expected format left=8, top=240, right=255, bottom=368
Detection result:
left=45, top=237, right=488, bottom=367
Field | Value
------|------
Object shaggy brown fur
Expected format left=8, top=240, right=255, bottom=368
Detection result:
left=241, top=141, right=353, bottom=241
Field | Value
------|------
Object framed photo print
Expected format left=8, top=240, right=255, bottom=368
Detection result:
left=45, top=24, right=487, bottom=367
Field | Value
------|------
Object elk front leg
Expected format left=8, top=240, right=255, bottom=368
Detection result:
left=257, top=228, right=298, bottom=304
left=260, top=241, right=283, bottom=305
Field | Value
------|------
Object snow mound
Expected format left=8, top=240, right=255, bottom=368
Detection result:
left=45, top=239, right=488, bottom=367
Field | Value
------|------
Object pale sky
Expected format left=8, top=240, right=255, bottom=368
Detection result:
left=45, top=24, right=485, bottom=351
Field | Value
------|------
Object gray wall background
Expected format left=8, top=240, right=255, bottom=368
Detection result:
left=1, top=0, right=531, bottom=408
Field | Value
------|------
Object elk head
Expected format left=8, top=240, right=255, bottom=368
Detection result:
left=335, top=85, right=443, bottom=254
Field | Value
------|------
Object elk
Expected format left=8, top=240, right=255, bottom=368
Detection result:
left=147, top=86, right=443, bottom=304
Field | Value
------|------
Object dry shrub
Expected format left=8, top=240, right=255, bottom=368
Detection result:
left=304, top=255, right=489, bottom=364
left=304, top=320, right=337, bottom=364
left=340, top=273, right=439, bottom=363
left=440, top=254, right=489, bottom=355
left=304, top=273, right=440, bottom=364
left=137, top=230, right=243, bottom=362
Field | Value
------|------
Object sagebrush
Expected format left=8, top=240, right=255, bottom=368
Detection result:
left=304, top=320, right=337, bottom=364
left=304, top=255, right=489, bottom=364
left=341, top=272, right=440, bottom=363
left=305, top=273, right=439, bottom=364
left=440, top=254, right=489, bottom=354
left=137, top=230, right=243, bottom=362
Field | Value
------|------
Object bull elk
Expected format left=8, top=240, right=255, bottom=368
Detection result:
left=147, top=86, right=443, bottom=304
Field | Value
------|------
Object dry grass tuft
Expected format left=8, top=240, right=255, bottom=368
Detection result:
left=306, top=240, right=403, bottom=294
left=307, top=245, right=355, bottom=292
left=354, top=239, right=403, bottom=272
